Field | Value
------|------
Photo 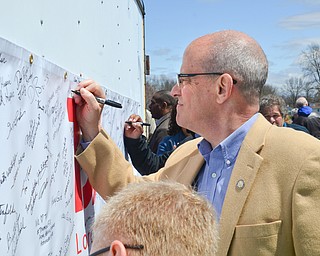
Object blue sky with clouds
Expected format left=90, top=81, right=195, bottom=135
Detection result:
left=143, top=0, right=320, bottom=87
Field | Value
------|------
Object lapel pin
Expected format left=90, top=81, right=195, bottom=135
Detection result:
left=236, top=179, right=245, bottom=190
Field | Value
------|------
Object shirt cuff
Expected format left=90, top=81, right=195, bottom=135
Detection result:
left=80, top=139, right=91, bottom=150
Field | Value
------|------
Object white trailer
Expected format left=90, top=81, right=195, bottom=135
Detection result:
left=0, top=0, right=146, bottom=255
left=0, top=0, right=146, bottom=105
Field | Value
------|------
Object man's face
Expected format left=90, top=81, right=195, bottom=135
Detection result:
left=171, top=49, right=216, bottom=134
left=262, top=105, right=284, bottom=127
left=148, top=97, right=163, bottom=120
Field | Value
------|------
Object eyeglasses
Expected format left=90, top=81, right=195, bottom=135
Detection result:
left=176, top=72, right=237, bottom=87
left=89, top=244, right=144, bottom=256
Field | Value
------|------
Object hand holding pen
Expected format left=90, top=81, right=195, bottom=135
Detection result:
left=124, top=114, right=150, bottom=139
left=71, top=90, right=122, bottom=108
left=73, top=80, right=107, bottom=141
left=125, top=121, right=150, bottom=127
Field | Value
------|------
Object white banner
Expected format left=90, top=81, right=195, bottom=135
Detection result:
left=0, top=37, right=140, bottom=256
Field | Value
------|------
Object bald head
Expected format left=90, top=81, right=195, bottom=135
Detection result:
left=296, top=97, right=308, bottom=108
left=184, top=30, right=268, bottom=105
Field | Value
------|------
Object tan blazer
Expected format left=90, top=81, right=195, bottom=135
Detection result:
left=76, top=114, right=320, bottom=255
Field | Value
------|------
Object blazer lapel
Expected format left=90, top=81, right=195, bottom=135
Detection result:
left=217, top=114, right=271, bottom=255
left=175, top=151, right=205, bottom=185
left=160, top=137, right=205, bottom=186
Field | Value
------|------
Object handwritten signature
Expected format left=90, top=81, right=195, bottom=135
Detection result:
left=0, top=203, right=16, bottom=225
left=7, top=108, right=26, bottom=139
left=6, top=213, right=26, bottom=255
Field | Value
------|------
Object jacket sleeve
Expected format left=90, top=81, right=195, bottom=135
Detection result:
left=124, top=135, right=170, bottom=175
left=292, top=147, right=320, bottom=255
left=75, top=129, right=139, bottom=198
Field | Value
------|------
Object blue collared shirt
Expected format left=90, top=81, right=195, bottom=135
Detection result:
left=196, top=113, right=258, bottom=219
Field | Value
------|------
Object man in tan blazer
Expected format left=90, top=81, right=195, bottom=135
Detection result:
left=74, top=30, right=320, bottom=255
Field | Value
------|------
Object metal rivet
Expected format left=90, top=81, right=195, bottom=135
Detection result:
left=211, top=172, right=217, bottom=178
left=29, top=54, right=34, bottom=64
left=236, top=179, right=245, bottom=190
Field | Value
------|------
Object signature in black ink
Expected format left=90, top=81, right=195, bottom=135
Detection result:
left=37, top=155, right=49, bottom=182
left=11, top=152, right=25, bottom=189
left=14, top=69, right=26, bottom=100
left=50, top=152, right=60, bottom=185
left=25, top=114, right=41, bottom=149
left=7, top=108, right=26, bottom=139
left=44, top=132, right=53, bottom=158
left=6, top=213, right=26, bottom=255
left=0, top=78, right=13, bottom=106
left=38, top=178, right=49, bottom=200
left=65, top=192, right=72, bottom=208
left=0, top=203, right=16, bottom=225
left=52, top=103, right=65, bottom=140
left=61, top=211, right=72, bottom=224
left=62, top=138, right=68, bottom=160
left=25, top=179, right=38, bottom=215
left=64, top=168, right=72, bottom=196
left=21, top=165, right=32, bottom=196
left=51, top=190, right=62, bottom=206
left=62, top=221, right=75, bottom=255
left=27, top=75, right=40, bottom=103
left=14, top=66, right=43, bottom=103
left=36, top=219, right=55, bottom=246
left=0, top=153, right=17, bottom=186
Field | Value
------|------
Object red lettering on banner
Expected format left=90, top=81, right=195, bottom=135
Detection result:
left=76, top=232, right=92, bottom=254
left=67, top=97, right=96, bottom=213
left=83, top=233, right=88, bottom=250
left=76, top=233, right=82, bottom=254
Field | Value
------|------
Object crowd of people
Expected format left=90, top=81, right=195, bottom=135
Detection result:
left=259, top=94, right=320, bottom=139
left=73, top=30, right=320, bottom=255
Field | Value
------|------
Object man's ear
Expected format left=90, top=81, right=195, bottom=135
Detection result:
left=162, top=101, right=168, bottom=109
left=110, top=240, right=128, bottom=256
left=216, top=74, right=234, bottom=104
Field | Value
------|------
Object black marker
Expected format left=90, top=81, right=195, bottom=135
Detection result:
left=71, top=90, right=122, bottom=109
left=125, top=121, right=151, bottom=127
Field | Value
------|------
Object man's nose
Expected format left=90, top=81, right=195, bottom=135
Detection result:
left=171, top=83, right=179, bottom=97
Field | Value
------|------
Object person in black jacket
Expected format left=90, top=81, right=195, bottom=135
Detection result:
left=124, top=109, right=195, bottom=175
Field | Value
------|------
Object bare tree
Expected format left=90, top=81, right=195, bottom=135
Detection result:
left=280, top=77, right=305, bottom=106
left=260, top=84, right=277, bottom=98
left=145, top=82, right=157, bottom=107
left=145, top=74, right=176, bottom=106
left=147, top=74, right=176, bottom=91
left=300, top=43, right=320, bottom=95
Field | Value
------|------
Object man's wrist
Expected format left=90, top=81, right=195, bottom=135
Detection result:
left=81, top=128, right=100, bottom=142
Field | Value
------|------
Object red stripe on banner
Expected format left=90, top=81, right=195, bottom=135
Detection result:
left=67, top=97, right=96, bottom=213
left=67, top=97, right=75, bottom=122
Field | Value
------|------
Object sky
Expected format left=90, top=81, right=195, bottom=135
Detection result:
left=142, top=0, right=320, bottom=87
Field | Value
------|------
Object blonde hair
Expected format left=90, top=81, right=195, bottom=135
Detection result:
left=91, top=181, right=218, bottom=255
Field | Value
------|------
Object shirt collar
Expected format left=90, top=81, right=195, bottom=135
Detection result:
left=155, top=112, right=170, bottom=126
left=198, top=113, right=259, bottom=160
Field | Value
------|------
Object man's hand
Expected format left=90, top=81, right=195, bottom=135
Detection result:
left=73, top=79, right=106, bottom=142
left=124, top=114, right=144, bottom=139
